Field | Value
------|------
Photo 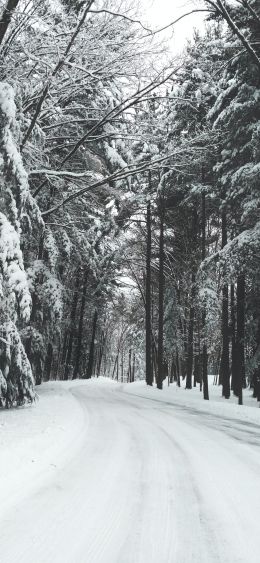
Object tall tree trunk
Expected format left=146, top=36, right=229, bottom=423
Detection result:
left=171, top=358, right=176, bottom=384
left=252, top=316, right=260, bottom=400
left=64, top=272, right=80, bottom=380
left=176, top=349, right=180, bottom=387
left=230, top=283, right=237, bottom=393
left=220, top=209, right=230, bottom=398
left=86, top=309, right=98, bottom=379
left=186, top=272, right=195, bottom=389
left=73, top=269, right=88, bottom=379
left=121, top=347, right=124, bottom=382
left=128, top=348, right=132, bottom=383
left=61, top=330, right=69, bottom=364
left=201, top=191, right=209, bottom=399
left=194, top=354, right=199, bottom=388
left=55, top=335, right=63, bottom=380
left=117, top=352, right=119, bottom=381
left=0, top=0, right=20, bottom=46
left=132, top=353, right=136, bottom=382
left=112, top=354, right=118, bottom=380
left=145, top=185, right=153, bottom=386
left=97, top=331, right=105, bottom=377
left=236, top=273, right=245, bottom=405
left=157, top=197, right=164, bottom=390
left=44, top=342, right=53, bottom=382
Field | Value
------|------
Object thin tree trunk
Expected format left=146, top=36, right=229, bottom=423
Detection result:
left=61, top=331, right=68, bottom=368
left=186, top=272, right=195, bottom=389
left=171, top=358, right=176, bottom=384
left=112, top=354, right=118, bottom=380
left=0, top=0, right=20, bottom=46
left=128, top=348, right=132, bottom=383
left=157, top=197, right=164, bottom=390
left=230, top=283, right=237, bottom=393
left=73, top=269, right=88, bottom=379
left=146, top=186, right=153, bottom=386
left=121, top=347, right=124, bottom=383
left=176, top=349, right=181, bottom=387
left=64, top=272, right=80, bottom=380
left=55, top=336, right=62, bottom=380
left=44, top=342, right=53, bottom=382
left=132, top=353, right=136, bottom=382
left=152, top=342, right=158, bottom=382
left=97, top=331, right=105, bottom=377
left=220, top=209, right=230, bottom=398
left=201, top=191, right=209, bottom=399
left=194, top=354, right=199, bottom=387
left=252, top=318, right=260, bottom=400
left=86, top=309, right=98, bottom=379
left=237, top=273, right=245, bottom=405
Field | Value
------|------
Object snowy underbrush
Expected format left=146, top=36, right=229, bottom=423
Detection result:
left=120, top=376, right=260, bottom=425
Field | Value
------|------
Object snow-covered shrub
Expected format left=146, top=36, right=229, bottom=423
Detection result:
left=0, top=82, right=41, bottom=406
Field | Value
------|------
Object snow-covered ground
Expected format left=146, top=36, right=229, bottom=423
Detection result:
left=0, top=377, right=260, bottom=562
left=123, top=375, right=260, bottom=424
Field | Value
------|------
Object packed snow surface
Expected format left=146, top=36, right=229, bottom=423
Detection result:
left=0, top=377, right=260, bottom=562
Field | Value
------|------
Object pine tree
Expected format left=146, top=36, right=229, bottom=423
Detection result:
left=0, top=83, right=41, bottom=406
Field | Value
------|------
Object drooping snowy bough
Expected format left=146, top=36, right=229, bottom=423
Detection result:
left=0, top=82, right=42, bottom=407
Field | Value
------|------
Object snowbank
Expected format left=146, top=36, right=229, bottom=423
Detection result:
left=0, top=382, right=86, bottom=516
left=120, top=376, right=260, bottom=426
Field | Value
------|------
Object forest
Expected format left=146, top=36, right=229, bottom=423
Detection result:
left=0, top=0, right=260, bottom=408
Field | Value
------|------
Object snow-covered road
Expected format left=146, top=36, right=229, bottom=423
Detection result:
left=1, top=380, right=260, bottom=563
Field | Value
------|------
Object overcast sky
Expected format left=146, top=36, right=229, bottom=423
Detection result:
left=141, top=0, right=207, bottom=53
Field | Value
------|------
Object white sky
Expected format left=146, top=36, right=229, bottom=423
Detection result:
left=141, top=0, right=207, bottom=53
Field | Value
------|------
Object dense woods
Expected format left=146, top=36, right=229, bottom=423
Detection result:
left=0, top=0, right=260, bottom=407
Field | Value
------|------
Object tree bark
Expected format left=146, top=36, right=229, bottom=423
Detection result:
left=0, top=0, right=20, bottom=47
left=128, top=348, right=132, bottom=383
left=73, top=269, right=88, bottom=379
left=121, top=347, right=124, bottom=382
left=220, top=209, right=230, bottom=398
left=176, top=349, right=180, bottom=387
left=112, top=354, right=118, bottom=380
left=157, top=197, right=164, bottom=390
left=236, top=273, right=245, bottom=405
left=146, top=181, right=153, bottom=386
left=44, top=342, right=53, bottom=382
left=230, top=283, right=237, bottom=394
left=132, top=352, right=136, bottom=382
left=186, top=272, right=195, bottom=389
left=97, top=331, right=105, bottom=377
left=64, top=272, right=80, bottom=380
left=86, top=309, right=98, bottom=379
left=201, top=191, right=209, bottom=399
left=252, top=319, right=260, bottom=401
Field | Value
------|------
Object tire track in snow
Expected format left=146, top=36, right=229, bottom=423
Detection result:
left=1, top=381, right=260, bottom=563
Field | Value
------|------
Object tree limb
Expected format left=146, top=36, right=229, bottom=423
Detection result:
left=20, top=0, right=95, bottom=149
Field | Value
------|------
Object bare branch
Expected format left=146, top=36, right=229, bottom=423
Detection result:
left=88, top=9, right=153, bottom=34
left=143, top=9, right=213, bottom=37
left=20, top=0, right=95, bottom=149
left=33, top=66, right=180, bottom=197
